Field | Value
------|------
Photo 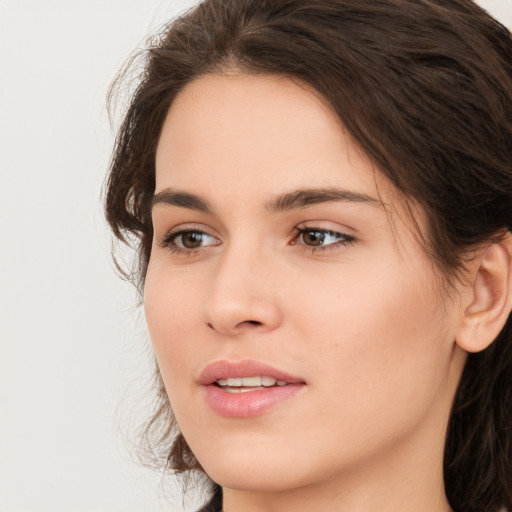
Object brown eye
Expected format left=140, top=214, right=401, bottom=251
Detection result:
left=179, top=231, right=207, bottom=249
left=295, top=228, right=355, bottom=250
left=161, top=230, right=219, bottom=251
left=301, top=230, right=326, bottom=247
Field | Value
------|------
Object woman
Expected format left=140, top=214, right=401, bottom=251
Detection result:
left=105, top=1, right=512, bottom=511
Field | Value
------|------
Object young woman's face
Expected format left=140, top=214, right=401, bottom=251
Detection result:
left=146, top=74, right=466, bottom=497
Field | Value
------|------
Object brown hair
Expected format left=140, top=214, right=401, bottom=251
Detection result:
left=105, top=1, right=512, bottom=510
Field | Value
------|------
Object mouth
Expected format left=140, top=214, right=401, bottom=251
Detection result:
left=198, top=360, right=306, bottom=417
left=214, top=375, right=290, bottom=393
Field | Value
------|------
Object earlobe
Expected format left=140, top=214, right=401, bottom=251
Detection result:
left=455, top=233, right=512, bottom=353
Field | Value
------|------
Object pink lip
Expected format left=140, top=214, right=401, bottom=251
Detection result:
left=198, top=359, right=305, bottom=385
left=198, top=360, right=306, bottom=418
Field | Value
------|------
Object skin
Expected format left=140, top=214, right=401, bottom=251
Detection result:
left=144, top=73, right=473, bottom=512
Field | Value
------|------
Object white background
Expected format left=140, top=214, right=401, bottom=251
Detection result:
left=1, top=1, right=511, bottom=511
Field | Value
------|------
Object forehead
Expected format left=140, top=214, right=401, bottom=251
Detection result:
left=155, top=72, right=385, bottom=199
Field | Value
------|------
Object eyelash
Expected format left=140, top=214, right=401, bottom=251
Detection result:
left=292, top=227, right=356, bottom=252
left=158, top=226, right=356, bottom=255
left=158, top=228, right=219, bottom=255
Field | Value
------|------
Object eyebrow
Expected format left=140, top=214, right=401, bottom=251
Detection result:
left=265, top=187, right=380, bottom=212
left=150, top=187, right=380, bottom=214
left=151, top=189, right=211, bottom=212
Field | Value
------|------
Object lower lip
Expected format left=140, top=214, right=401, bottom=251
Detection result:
left=203, top=384, right=304, bottom=418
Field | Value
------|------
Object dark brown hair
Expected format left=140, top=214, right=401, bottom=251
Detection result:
left=105, top=1, right=512, bottom=510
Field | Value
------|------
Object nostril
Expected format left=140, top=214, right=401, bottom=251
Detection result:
left=207, top=319, right=264, bottom=334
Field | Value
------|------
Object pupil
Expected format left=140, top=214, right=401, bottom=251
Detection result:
left=304, top=231, right=324, bottom=246
left=183, top=232, right=203, bottom=248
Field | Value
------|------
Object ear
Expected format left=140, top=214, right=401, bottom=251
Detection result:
left=455, top=232, right=512, bottom=353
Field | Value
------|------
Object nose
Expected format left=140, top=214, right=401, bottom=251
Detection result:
left=201, top=246, right=282, bottom=336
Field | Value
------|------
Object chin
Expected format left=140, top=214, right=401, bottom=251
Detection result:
left=205, top=465, right=308, bottom=493
left=193, top=441, right=332, bottom=494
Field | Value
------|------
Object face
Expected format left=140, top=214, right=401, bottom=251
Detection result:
left=145, top=73, right=465, bottom=495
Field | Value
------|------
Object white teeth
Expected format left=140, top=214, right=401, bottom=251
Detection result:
left=216, top=376, right=285, bottom=387
left=261, top=376, right=277, bottom=386
left=241, top=376, right=262, bottom=386
left=223, top=387, right=258, bottom=394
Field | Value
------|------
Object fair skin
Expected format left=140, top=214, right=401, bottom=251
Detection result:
left=144, top=73, right=512, bottom=512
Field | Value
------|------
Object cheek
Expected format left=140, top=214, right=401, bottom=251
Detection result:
left=144, top=262, right=203, bottom=383
left=295, top=261, right=452, bottom=426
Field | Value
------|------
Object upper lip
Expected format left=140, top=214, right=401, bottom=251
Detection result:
left=198, top=359, right=305, bottom=385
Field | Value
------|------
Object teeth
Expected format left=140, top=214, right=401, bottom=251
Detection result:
left=261, top=376, right=277, bottom=386
left=223, top=387, right=260, bottom=394
left=242, top=376, right=262, bottom=386
left=216, top=376, right=285, bottom=387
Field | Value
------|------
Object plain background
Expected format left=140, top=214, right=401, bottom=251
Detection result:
left=1, top=1, right=511, bottom=511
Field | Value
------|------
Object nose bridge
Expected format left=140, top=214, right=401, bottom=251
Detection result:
left=201, top=237, right=281, bottom=335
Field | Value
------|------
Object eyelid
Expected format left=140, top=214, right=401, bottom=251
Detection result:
left=291, top=223, right=357, bottom=251
left=157, top=223, right=220, bottom=251
left=294, top=221, right=356, bottom=237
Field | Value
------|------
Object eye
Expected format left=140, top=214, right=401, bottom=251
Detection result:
left=293, top=227, right=355, bottom=251
left=159, top=229, right=220, bottom=252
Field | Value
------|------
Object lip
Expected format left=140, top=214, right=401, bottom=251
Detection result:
left=198, top=359, right=306, bottom=418
left=198, top=359, right=305, bottom=385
